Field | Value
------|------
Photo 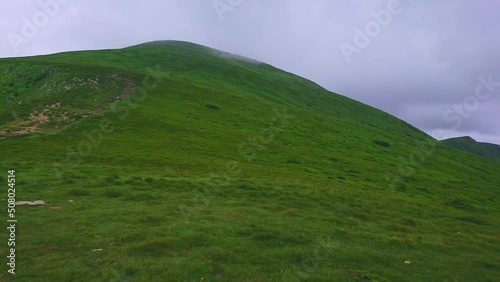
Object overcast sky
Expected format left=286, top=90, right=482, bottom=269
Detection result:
left=1, top=0, right=499, bottom=144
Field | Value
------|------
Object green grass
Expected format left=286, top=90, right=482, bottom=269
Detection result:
left=0, top=41, right=499, bottom=281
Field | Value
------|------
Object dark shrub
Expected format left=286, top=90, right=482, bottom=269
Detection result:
left=104, top=175, right=119, bottom=183
left=105, top=189, right=122, bottom=198
left=396, top=184, right=406, bottom=191
left=287, top=157, right=302, bottom=164
left=206, top=104, right=220, bottom=110
left=239, top=183, right=257, bottom=190
left=373, top=140, right=390, bottom=147
left=449, top=199, right=472, bottom=210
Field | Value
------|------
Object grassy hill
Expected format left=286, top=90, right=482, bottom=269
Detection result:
left=1, top=41, right=499, bottom=281
left=441, top=136, right=500, bottom=161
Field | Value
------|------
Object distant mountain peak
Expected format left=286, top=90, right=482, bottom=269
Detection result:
left=441, top=136, right=500, bottom=161
left=463, top=136, right=476, bottom=142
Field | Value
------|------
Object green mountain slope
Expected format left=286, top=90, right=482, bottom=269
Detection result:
left=441, top=136, right=500, bottom=161
left=1, top=41, right=499, bottom=281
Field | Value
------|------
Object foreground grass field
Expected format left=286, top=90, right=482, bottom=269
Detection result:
left=1, top=41, right=499, bottom=281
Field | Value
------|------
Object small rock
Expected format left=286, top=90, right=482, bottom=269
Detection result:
left=404, top=260, right=411, bottom=264
left=68, top=200, right=74, bottom=203
left=16, top=200, right=45, bottom=206
left=29, top=200, right=46, bottom=206
left=15, top=201, right=32, bottom=206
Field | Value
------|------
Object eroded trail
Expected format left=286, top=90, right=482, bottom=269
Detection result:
left=0, top=83, right=135, bottom=138
left=0, top=103, right=64, bottom=137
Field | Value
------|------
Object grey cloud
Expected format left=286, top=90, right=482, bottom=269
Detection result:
left=0, top=0, right=498, bottom=144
